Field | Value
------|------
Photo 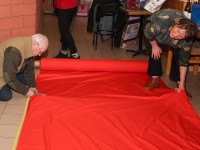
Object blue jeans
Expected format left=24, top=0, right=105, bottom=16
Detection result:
left=0, top=73, right=27, bottom=101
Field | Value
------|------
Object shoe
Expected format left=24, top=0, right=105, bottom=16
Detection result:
left=69, top=55, right=80, bottom=59
left=176, top=82, right=192, bottom=99
left=54, top=52, right=68, bottom=58
left=144, top=77, right=160, bottom=90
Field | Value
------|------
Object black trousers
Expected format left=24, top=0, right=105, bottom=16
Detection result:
left=57, top=7, right=77, bottom=54
left=147, top=48, right=181, bottom=82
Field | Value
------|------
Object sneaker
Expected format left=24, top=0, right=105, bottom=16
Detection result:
left=69, top=55, right=80, bottom=59
left=69, top=53, right=80, bottom=59
left=144, top=77, right=160, bottom=90
left=54, top=52, right=68, bottom=58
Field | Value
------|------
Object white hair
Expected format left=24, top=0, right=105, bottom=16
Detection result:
left=32, top=34, right=48, bottom=48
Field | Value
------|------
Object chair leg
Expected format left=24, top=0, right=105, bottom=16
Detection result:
left=111, top=29, right=115, bottom=50
left=111, top=36, right=113, bottom=50
left=92, top=31, right=95, bottom=45
left=93, top=31, right=98, bottom=49
left=95, top=32, right=98, bottom=49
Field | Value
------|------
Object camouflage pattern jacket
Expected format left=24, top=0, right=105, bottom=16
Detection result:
left=144, top=9, right=193, bottom=66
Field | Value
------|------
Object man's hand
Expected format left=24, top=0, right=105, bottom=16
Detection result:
left=175, top=81, right=185, bottom=93
left=149, top=40, right=162, bottom=60
left=178, top=82, right=185, bottom=90
left=26, top=88, right=36, bottom=97
left=30, top=87, right=38, bottom=95
left=26, top=87, right=39, bottom=97
left=175, top=66, right=187, bottom=93
left=151, top=46, right=162, bottom=60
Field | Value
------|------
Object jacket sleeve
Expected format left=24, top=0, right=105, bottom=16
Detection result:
left=23, top=57, right=36, bottom=88
left=3, top=47, right=29, bottom=95
left=144, top=21, right=162, bottom=42
left=177, top=40, right=193, bottom=67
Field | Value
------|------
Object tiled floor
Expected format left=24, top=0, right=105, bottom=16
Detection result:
left=0, top=14, right=200, bottom=150
left=0, top=92, right=27, bottom=150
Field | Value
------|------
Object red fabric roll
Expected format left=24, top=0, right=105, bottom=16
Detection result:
left=40, top=58, right=148, bottom=73
left=16, top=58, right=200, bottom=150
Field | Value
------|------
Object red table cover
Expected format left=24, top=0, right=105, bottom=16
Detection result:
left=16, top=58, right=200, bottom=150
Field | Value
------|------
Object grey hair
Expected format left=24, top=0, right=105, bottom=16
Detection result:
left=32, top=34, right=48, bottom=48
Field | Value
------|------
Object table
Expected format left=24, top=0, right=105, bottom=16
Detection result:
left=119, top=7, right=152, bottom=57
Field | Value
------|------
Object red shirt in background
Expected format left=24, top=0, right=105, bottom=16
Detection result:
left=54, top=0, right=78, bottom=9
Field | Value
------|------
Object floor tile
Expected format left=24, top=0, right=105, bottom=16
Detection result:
left=0, top=125, right=18, bottom=138
left=3, top=105, right=25, bottom=115
left=0, top=101, right=7, bottom=114
left=0, top=137, right=15, bottom=150
left=0, top=114, right=22, bottom=125
left=7, top=96, right=27, bottom=106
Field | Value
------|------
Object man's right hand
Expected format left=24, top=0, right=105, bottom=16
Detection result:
left=152, top=46, right=162, bottom=60
left=149, top=40, right=162, bottom=60
left=26, top=88, right=35, bottom=97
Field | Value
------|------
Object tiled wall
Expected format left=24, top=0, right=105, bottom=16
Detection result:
left=0, top=0, right=37, bottom=41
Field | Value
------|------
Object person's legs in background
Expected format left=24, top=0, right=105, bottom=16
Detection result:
left=54, top=7, right=80, bottom=58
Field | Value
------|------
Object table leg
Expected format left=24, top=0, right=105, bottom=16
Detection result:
left=131, top=15, right=148, bottom=57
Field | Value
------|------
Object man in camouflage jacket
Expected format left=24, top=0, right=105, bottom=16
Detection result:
left=143, top=9, right=198, bottom=96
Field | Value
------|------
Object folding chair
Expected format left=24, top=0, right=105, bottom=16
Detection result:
left=92, top=3, right=118, bottom=49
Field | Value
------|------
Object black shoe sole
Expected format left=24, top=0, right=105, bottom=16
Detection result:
left=54, top=53, right=68, bottom=58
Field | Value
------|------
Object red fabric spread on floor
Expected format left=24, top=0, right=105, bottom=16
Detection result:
left=17, top=59, right=200, bottom=150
